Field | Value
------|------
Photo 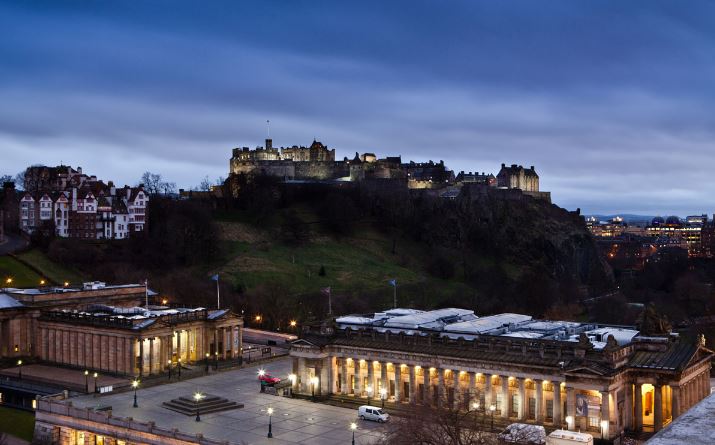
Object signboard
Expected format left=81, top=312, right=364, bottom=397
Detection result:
left=576, top=393, right=601, bottom=417
left=261, top=347, right=271, bottom=355
left=99, top=385, right=113, bottom=394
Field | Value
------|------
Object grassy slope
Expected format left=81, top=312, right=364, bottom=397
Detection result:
left=0, top=406, right=35, bottom=442
left=0, top=256, right=42, bottom=287
left=216, top=208, right=477, bottom=302
left=16, top=249, right=85, bottom=285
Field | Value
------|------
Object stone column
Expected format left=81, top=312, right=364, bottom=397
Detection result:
left=654, top=384, right=663, bottom=432
left=138, top=338, right=144, bottom=377
left=601, top=390, right=610, bottom=438
left=501, top=376, right=509, bottom=418
left=485, top=374, right=493, bottom=409
left=148, top=338, right=154, bottom=374
left=535, top=379, right=543, bottom=423
left=409, top=365, right=416, bottom=404
left=341, top=359, right=348, bottom=394
left=553, top=383, right=562, bottom=426
left=566, top=387, right=576, bottom=430
left=518, top=378, right=526, bottom=420
left=634, top=383, right=643, bottom=431
left=298, top=357, right=306, bottom=393
left=438, top=368, right=446, bottom=408
left=395, top=365, right=402, bottom=402
left=354, top=360, right=362, bottom=395
left=177, top=330, right=182, bottom=362
left=453, top=370, right=460, bottom=410
left=326, top=356, right=334, bottom=394
left=469, top=372, right=476, bottom=407
left=367, top=361, right=375, bottom=396
left=381, top=362, right=388, bottom=397
left=222, top=327, right=227, bottom=360
left=671, top=384, right=680, bottom=419
left=423, top=367, right=430, bottom=405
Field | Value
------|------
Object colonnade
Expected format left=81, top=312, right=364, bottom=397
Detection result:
left=294, top=356, right=713, bottom=438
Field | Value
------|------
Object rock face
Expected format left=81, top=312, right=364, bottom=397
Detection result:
left=360, top=181, right=613, bottom=301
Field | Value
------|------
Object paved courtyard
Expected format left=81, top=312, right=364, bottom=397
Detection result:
left=71, top=358, right=388, bottom=445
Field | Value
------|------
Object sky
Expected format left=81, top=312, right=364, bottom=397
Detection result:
left=1, top=1, right=715, bottom=215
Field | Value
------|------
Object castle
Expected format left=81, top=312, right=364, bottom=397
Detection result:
left=228, top=138, right=548, bottom=199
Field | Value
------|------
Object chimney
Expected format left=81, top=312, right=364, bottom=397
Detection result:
left=530, top=165, right=535, bottom=170
left=501, top=163, right=505, bottom=168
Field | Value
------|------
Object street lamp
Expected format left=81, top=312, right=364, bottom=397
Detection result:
left=489, top=404, right=496, bottom=431
left=194, top=392, right=204, bottom=422
left=17, top=359, right=22, bottom=379
left=380, top=388, right=387, bottom=408
left=267, top=407, right=274, bottom=438
left=5, top=277, right=12, bottom=285
left=214, top=351, right=219, bottom=370
left=472, top=401, right=480, bottom=428
left=600, top=420, right=608, bottom=439
left=565, top=415, right=573, bottom=431
left=132, top=379, right=140, bottom=408
left=350, top=422, right=357, bottom=445
left=205, top=353, right=210, bottom=373
left=178, top=358, right=182, bottom=379
left=167, top=360, right=172, bottom=380
left=93, top=372, right=99, bottom=394
left=366, top=385, right=373, bottom=406
left=289, top=320, right=297, bottom=328
left=84, top=370, right=89, bottom=393
left=310, top=376, right=319, bottom=401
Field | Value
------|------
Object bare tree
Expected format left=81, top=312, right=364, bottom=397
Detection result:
left=379, top=398, right=498, bottom=445
left=140, top=171, right=176, bottom=196
left=198, top=175, right=212, bottom=191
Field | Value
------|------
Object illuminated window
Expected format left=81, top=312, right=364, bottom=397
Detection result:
left=96, top=436, right=104, bottom=445
left=32, top=399, right=37, bottom=409
left=77, top=431, right=85, bottom=445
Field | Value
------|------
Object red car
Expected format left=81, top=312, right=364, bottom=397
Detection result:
left=258, top=370, right=281, bottom=385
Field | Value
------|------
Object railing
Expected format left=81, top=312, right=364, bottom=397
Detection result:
left=40, top=311, right=135, bottom=329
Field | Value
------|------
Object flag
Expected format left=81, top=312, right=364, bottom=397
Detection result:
left=388, top=279, right=397, bottom=287
left=210, top=274, right=219, bottom=281
left=321, top=286, right=331, bottom=295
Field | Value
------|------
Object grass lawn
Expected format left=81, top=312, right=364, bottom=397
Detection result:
left=0, top=256, right=42, bottom=287
left=0, top=406, right=35, bottom=442
left=16, top=249, right=85, bottom=285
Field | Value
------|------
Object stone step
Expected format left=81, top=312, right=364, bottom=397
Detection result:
left=161, top=394, right=243, bottom=416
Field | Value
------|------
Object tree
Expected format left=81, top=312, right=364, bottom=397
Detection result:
left=380, top=397, right=497, bottom=445
left=0, top=174, right=12, bottom=184
left=140, top=171, right=177, bottom=196
left=199, top=175, right=212, bottom=191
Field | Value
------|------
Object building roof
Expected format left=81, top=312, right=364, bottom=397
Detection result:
left=628, top=341, right=699, bottom=371
left=0, top=293, right=23, bottom=309
left=647, top=393, right=715, bottom=444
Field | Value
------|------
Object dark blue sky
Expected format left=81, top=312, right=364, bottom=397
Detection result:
left=2, top=1, right=715, bottom=215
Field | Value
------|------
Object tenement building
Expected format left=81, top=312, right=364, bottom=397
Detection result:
left=0, top=282, right=243, bottom=376
left=289, top=308, right=713, bottom=441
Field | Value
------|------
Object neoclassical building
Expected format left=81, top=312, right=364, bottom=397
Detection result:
left=290, top=308, right=713, bottom=441
left=0, top=282, right=243, bottom=376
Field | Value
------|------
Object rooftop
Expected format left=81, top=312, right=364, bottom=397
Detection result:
left=335, top=308, right=641, bottom=349
left=646, top=392, right=715, bottom=444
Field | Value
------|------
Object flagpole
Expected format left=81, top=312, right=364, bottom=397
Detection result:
left=328, top=287, right=332, bottom=316
left=216, top=275, right=220, bottom=309
left=145, top=279, right=149, bottom=307
left=393, top=284, right=397, bottom=308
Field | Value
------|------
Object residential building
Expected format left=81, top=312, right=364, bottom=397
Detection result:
left=290, top=308, right=713, bottom=441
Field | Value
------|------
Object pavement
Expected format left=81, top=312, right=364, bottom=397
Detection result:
left=0, top=433, right=30, bottom=445
left=71, top=358, right=388, bottom=445
left=0, top=365, right=128, bottom=393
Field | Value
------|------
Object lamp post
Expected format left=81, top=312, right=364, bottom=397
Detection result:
left=472, top=401, right=480, bottom=429
left=380, top=388, right=387, bottom=408
left=93, top=372, right=99, bottom=394
left=84, top=370, right=89, bottom=393
left=366, top=385, right=373, bottom=406
left=167, top=360, right=172, bottom=380
left=194, top=392, right=204, bottom=422
left=489, top=404, right=496, bottom=431
left=205, top=353, right=210, bottom=373
left=132, top=379, right=140, bottom=408
left=177, top=358, right=182, bottom=380
left=214, top=351, right=219, bottom=370
left=350, top=422, right=357, bottom=445
left=288, top=373, right=297, bottom=396
left=600, top=420, right=608, bottom=439
left=17, top=359, right=22, bottom=379
left=565, top=415, right=573, bottom=431
left=267, top=407, right=273, bottom=438
left=310, top=376, right=319, bottom=401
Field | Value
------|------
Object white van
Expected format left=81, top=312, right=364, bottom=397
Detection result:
left=545, top=430, right=593, bottom=445
left=358, top=405, right=389, bottom=423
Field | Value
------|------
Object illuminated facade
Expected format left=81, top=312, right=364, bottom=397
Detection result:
left=290, top=309, right=713, bottom=441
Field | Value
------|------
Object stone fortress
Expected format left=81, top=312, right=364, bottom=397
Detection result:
left=229, top=138, right=550, bottom=200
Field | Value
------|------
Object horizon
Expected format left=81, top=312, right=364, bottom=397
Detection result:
left=3, top=1, right=715, bottom=215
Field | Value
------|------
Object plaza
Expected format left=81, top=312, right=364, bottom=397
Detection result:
left=37, top=358, right=387, bottom=445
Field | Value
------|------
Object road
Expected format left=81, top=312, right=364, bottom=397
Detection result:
left=0, top=233, right=28, bottom=255
left=71, top=357, right=388, bottom=445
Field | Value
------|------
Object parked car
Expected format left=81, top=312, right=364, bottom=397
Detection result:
left=358, top=405, right=389, bottom=423
left=257, top=369, right=281, bottom=385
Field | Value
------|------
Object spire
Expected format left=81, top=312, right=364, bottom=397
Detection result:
left=266, top=119, right=270, bottom=138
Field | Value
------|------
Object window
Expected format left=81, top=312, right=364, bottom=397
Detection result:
left=546, top=399, right=554, bottom=420
left=511, top=394, right=519, bottom=417
left=588, top=416, right=600, bottom=429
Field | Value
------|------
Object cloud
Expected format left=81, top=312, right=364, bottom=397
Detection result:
left=1, top=1, right=715, bottom=213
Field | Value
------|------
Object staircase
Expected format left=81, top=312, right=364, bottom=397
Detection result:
left=162, top=394, right=243, bottom=416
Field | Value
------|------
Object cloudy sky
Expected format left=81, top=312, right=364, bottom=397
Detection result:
left=2, top=1, right=714, bottom=215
